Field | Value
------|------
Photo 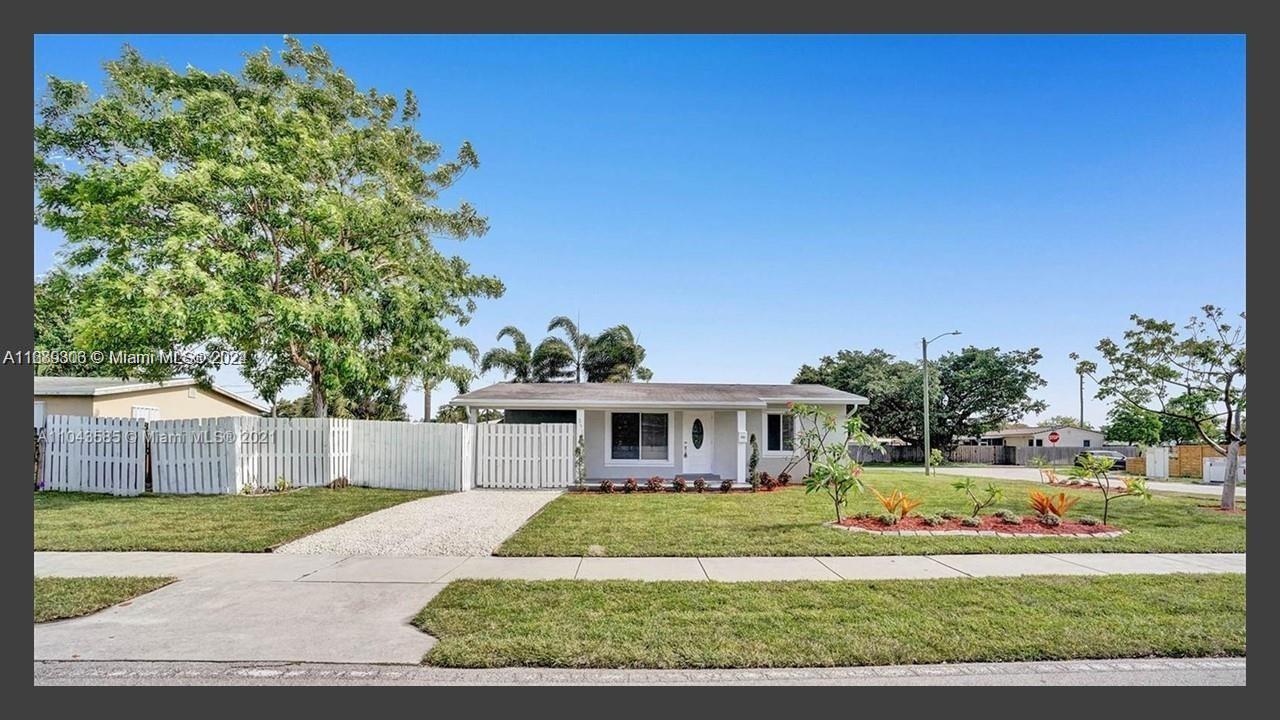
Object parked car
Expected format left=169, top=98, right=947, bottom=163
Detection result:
left=1074, top=449, right=1127, bottom=471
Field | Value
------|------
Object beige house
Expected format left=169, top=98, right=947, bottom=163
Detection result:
left=34, top=377, right=267, bottom=426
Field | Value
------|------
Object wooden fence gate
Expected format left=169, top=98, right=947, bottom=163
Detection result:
left=39, top=415, right=147, bottom=496
left=475, top=423, right=575, bottom=489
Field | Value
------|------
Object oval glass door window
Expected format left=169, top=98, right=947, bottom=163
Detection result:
left=691, top=419, right=705, bottom=449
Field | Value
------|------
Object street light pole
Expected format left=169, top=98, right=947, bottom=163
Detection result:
left=922, top=330, right=962, bottom=476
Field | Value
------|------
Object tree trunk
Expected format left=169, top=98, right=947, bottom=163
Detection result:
left=1220, top=439, right=1240, bottom=511
left=423, top=385, right=433, bottom=422
left=310, top=378, right=328, bottom=419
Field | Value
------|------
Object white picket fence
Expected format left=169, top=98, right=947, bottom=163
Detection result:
left=39, top=415, right=571, bottom=495
left=475, top=422, right=575, bottom=489
left=346, top=419, right=464, bottom=491
left=39, top=415, right=147, bottom=496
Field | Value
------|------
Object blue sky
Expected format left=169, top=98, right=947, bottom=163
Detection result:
left=33, top=35, right=1246, bottom=424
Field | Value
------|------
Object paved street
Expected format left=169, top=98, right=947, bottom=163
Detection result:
left=886, top=466, right=1246, bottom=498
left=34, top=657, right=1246, bottom=686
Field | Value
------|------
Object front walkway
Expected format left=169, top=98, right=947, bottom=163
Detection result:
left=35, top=657, right=1247, bottom=686
left=886, top=465, right=1246, bottom=498
left=274, top=489, right=563, bottom=556
left=34, top=551, right=1245, bottom=664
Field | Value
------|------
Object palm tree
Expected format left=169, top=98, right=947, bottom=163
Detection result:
left=422, top=336, right=480, bottom=422
left=584, top=324, right=653, bottom=383
left=547, top=315, right=592, bottom=383
left=480, top=326, right=574, bottom=383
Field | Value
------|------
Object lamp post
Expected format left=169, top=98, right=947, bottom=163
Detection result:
left=922, top=330, right=962, bottom=476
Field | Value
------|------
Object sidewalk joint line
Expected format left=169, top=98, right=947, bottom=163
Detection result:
left=924, top=555, right=972, bottom=577
left=695, top=557, right=710, bottom=580
left=812, top=556, right=845, bottom=579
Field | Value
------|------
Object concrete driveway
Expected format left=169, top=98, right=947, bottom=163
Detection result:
left=886, top=466, right=1245, bottom=499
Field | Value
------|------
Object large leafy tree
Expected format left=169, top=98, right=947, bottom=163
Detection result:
left=34, top=39, right=502, bottom=416
left=275, top=382, right=408, bottom=421
left=793, top=349, right=917, bottom=439
left=33, top=268, right=114, bottom=377
left=480, top=326, right=574, bottom=383
left=1104, top=404, right=1163, bottom=446
left=1073, top=305, right=1245, bottom=509
left=1038, top=415, right=1093, bottom=430
left=583, top=324, right=652, bottom=383
left=793, top=346, right=1046, bottom=449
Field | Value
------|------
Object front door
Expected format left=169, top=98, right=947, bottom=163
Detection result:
left=682, top=411, right=714, bottom=474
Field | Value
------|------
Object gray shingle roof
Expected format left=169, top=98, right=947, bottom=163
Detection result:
left=451, top=382, right=867, bottom=409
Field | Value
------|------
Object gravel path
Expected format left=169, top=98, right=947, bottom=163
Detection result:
left=274, top=490, right=562, bottom=556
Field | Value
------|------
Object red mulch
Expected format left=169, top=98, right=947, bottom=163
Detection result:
left=836, top=514, right=1119, bottom=535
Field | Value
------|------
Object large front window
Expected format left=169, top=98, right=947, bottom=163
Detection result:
left=609, top=412, right=670, bottom=462
left=765, top=412, right=794, bottom=453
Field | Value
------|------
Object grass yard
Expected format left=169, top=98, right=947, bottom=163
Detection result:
left=416, top=573, right=1246, bottom=668
left=35, top=487, right=438, bottom=552
left=35, top=576, right=175, bottom=623
left=496, top=471, right=1244, bottom=556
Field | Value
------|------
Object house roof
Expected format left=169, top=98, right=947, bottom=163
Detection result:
left=450, top=382, right=868, bottom=410
left=34, top=376, right=268, bottom=413
left=981, top=424, right=1103, bottom=438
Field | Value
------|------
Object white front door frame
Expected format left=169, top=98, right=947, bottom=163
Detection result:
left=681, top=410, right=714, bottom=474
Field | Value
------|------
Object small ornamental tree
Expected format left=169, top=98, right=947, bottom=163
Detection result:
left=1069, top=454, right=1150, bottom=525
left=1073, top=306, right=1244, bottom=509
left=793, top=403, right=879, bottom=522
left=951, top=477, right=1004, bottom=517
left=748, top=433, right=760, bottom=488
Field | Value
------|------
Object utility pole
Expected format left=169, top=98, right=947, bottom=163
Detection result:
left=1079, top=371, right=1085, bottom=428
left=922, top=330, right=962, bottom=476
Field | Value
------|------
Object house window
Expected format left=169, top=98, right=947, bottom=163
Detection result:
left=608, top=412, right=670, bottom=462
left=131, top=405, right=160, bottom=421
left=765, top=412, right=794, bottom=453
left=1035, top=439, right=1044, bottom=447
left=1083, top=439, right=1091, bottom=447
left=1027, top=439, right=1035, bottom=447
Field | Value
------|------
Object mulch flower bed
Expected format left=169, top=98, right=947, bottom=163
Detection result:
left=830, top=515, right=1126, bottom=538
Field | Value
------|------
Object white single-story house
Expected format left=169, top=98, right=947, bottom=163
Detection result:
left=450, top=382, right=868, bottom=482
left=34, top=376, right=268, bottom=426
left=978, top=424, right=1106, bottom=448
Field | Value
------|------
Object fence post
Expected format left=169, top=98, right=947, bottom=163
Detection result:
left=459, top=423, right=475, bottom=492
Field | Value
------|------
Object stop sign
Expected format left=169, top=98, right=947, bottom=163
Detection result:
left=1048, top=431, right=1060, bottom=445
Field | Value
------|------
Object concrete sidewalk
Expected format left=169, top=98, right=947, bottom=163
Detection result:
left=35, top=550, right=1245, bottom=582
left=34, top=657, right=1247, bottom=686
left=885, top=466, right=1245, bottom=498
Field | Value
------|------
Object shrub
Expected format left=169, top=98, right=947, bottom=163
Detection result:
left=693, top=477, right=708, bottom=493
left=951, top=477, right=1004, bottom=517
left=1000, top=513, right=1023, bottom=525
left=939, top=509, right=960, bottom=520
left=646, top=476, right=665, bottom=493
left=1038, top=513, right=1062, bottom=527
left=876, top=513, right=899, bottom=526
left=929, top=448, right=944, bottom=468
left=853, top=510, right=872, bottom=520
left=961, top=516, right=981, bottom=527
left=672, top=477, right=687, bottom=493
left=777, top=472, right=792, bottom=486
left=275, top=476, right=291, bottom=493
left=1029, top=490, right=1080, bottom=518
left=759, top=472, right=778, bottom=491
left=623, top=477, right=638, bottom=494
left=1079, top=515, right=1100, bottom=526
left=720, top=479, right=734, bottom=493
left=922, top=514, right=946, bottom=526
left=599, top=479, right=615, bottom=494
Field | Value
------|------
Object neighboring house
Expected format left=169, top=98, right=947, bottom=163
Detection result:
left=978, top=424, right=1106, bottom=448
left=34, top=376, right=267, bottom=426
left=451, top=382, right=868, bottom=482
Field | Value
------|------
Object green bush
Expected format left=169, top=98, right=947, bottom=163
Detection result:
left=939, top=509, right=960, bottom=520
left=1079, top=515, right=1100, bottom=526
left=1000, top=513, right=1023, bottom=525
left=1039, top=513, right=1062, bottom=527
left=961, top=516, right=981, bottom=527
left=922, top=514, right=946, bottom=526
left=877, top=513, right=899, bottom=526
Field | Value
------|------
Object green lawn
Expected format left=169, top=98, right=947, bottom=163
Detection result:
left=416, top=574, right=1246, bottom=668
left=35, top=487, right=438, bottom=552
left=496, top=472, right=1244, bottom=556
left=35, top=576, right=175, bottom=623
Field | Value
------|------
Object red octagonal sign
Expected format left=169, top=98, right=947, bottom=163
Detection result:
left=1047, top=431, right=1061, bottom=445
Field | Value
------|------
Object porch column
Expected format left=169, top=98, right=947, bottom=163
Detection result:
left=575, top=409, right=586, bottom=485
left=736, top=410, right=748, bottom=483
left=461, top=407, right=478, bottom=492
